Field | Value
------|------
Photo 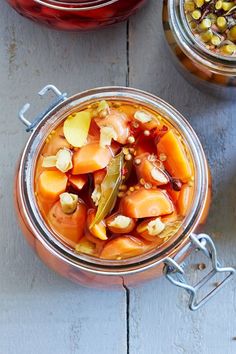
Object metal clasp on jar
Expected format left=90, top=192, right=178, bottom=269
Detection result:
left=163, top=233, right=235, bottom=311
left=19, top=84, right=67, bottom=132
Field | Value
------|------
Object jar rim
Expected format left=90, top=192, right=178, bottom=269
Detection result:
left=34, top=0, right=119, bottom=10
left=168, top=0, right=236, bottom=74
left=18, top=86, right=209, bottom=275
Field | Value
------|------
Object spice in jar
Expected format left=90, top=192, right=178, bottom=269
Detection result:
left=34, top=99, right=195, bottom=260
left=184, top=0, right=236, bottom=56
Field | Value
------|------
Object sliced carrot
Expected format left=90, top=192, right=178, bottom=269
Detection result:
left=95, top=109, right=130, bottom=144
left=85, top=231, right=106, bottom=255
left=75, top=237, right=96, bottom=256
left=177, top=184, right=194, bottom=216
left=106, top=213, right=136, bottom=234
left=135, top=153, right=169, bottom=186
left=37, top=170, right=68, bottom=201
left=136, top=218, right=166, bottom=243
left=93, top=169, right=107, bottom=186
left=100, top=236, right=145, bottom=260
left=48, top=200, right=87, bottom=246
left=166, top=186, right=180, bottom=204
left=87, top=209, right=107, bottom=241
left=69, top=175, right=87, bottom=191
left=72, top=143, right=111, bottom=175
left=157, top=129, right=193, bottom=182
left=120, top=188, right=174, bottom=218
left=161, top=209, right=179, bottom=223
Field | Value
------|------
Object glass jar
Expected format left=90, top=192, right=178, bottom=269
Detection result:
left=15, top=85, right=235, bottom=310
left=162, top=0, right=236, bottom=99
left=7, top=0, right=146, bottom=31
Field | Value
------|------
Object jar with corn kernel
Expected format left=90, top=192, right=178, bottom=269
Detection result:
left=162, top=0, right=236, bottom=99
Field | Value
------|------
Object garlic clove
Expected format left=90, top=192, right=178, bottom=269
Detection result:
left=60, top=192, right=78, bottom=214
left=56, top=148, right=73, bottom=173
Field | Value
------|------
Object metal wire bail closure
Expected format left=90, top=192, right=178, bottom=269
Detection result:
left=18, top=84, right=67, bottom=132
left=164, top=234, right=235, bottom=311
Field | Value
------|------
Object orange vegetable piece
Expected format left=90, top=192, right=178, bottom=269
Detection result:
left=93, top=169, right=107, bottom=186
left=87, top=209, right=107, bottom=241
left=135, top=153, right=169, bottom=186
left=72, top=143, right=111, bottom=175
left=157, top=129, right=193, bottom=182
left=95, top=109, right=130, bottom=144
left=166, top=186, right=180, bottom=204
left=37, top=170, right=68, bottom=201
left=85, top=231, right=106, bottom=255
left=106, top=213, right=136, bottom=234
left=69, top=175, right=87, bottom=191
left=120, top=188, right=174, bottom=218
left=161, top=210, right=179, bottom=223
left=136, top=218, right=166, bottom=243
left=100, top=236, right=145, bottom=260
left=177, top=184, right=194, bottom=216
left=48, top=200, right=87, bottom=246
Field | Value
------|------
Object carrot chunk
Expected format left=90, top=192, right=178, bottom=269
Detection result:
left=93, top=169, right=107, bottom=186
left=135, top=153, right=169, bottom=186
left=157, top=130, right=193, bottom=182
left=120, top=188, right=174, bottom=218
left=37, top=170, right=68, bottom=201
left=100, top=236, right=145, bottom=260
left=106, top=213, right=136, bottom=234
left=177, top=184, right=194, bottom=216
left=48, top=200, right=87, bottom=246
left=87, top=209, right=107, bottom=241
left=72, top=143, right=111, bottom=175
left=69, top=175, right=87, bottom=191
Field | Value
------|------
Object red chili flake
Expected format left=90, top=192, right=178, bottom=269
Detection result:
left=122, top=167, right=128, bottom=176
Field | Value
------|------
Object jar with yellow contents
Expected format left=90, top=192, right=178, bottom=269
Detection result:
left=163, top=0, right=236, bottom=99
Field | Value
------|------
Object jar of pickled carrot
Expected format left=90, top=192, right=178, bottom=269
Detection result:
left=163, top=0, right=236, bottom=99
left=15, top=85, right=234, bottom=310
left=7, top=0, right=146, bottom=31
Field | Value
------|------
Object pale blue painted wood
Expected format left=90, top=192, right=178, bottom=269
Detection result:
left=0, top=0, right=236, bottom=353
left=128, top=1, right=236, bottom=353
left=0, top=2, right=127, bottom=354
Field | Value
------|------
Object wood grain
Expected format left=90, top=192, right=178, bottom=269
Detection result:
left=128, top=1, right=236, bottom=353
left=0, top=2, right=128, bottom=353
left=0, top=0, right=235, bottom=353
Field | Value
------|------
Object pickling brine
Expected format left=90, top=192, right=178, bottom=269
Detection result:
left=34, top=99, right=195, bottom=260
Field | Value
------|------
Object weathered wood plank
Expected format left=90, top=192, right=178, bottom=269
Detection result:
left=128, top=1, right=236, bottom=353
left=0, top=2, right=128, bottom=354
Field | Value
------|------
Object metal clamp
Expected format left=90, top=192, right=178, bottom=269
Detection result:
left=19, top=84, right=67, bottom=132
left=164, top=234, right=235, bottom=311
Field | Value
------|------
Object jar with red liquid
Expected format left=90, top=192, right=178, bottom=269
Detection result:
left=7, top=0, right=147, bottom=31
left=15, top=85, right=235, bottom=310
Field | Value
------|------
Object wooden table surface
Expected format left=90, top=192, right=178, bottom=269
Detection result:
left=0, top=1, right=236, bottom=353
